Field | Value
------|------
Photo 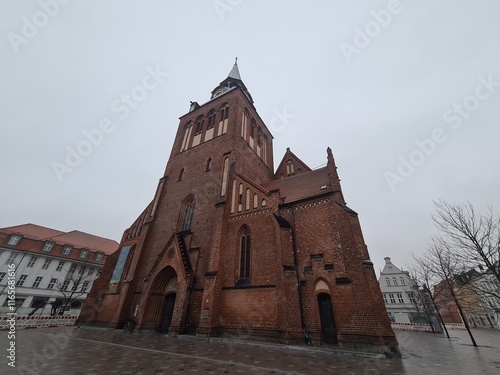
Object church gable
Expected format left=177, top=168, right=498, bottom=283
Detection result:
left=274, top=147, right=312, bottom=179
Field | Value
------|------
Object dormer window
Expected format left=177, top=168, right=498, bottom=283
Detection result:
left=80, top=249, right=89, bottom=259
left=7, top=234, right=21, bottom=246
left=43, top=241, right=54, bottom=252
left=95, top=252, right=104, bottom=262
left=62, top=245, right=73, bottom=255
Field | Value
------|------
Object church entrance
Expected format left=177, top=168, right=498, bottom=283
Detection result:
left=317, top=293, right=337, bottom=344
left=160, top=293, right=176, bottom=333
left=141, top=266, right=178, bottom=332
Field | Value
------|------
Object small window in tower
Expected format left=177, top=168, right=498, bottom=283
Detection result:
left=206, top=158, right=212, bottom=171
left=195, top=117, right=204, bottom=134
left=392, top=277, right=398, bottom=285
left=250, top=122, right=255, bottom=138
left=257, top=127, right=261, bottom=146
left=178, top=168, right=185, bottom=181
left=207, top=112, right=216, bottom=129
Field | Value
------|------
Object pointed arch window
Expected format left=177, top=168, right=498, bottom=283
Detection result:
left=195, top=116, right=204, bottom=134
left=182, top=199, right=195, bottom=231
left=239, top=227, right=251, bottom=280
left=207, top=111, right=216, bottom=129
left=206, top=157, right=212, bottom=171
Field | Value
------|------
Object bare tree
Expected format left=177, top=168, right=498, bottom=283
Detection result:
left=55, top=263, right=93, bottom=316
left=416, top=237, right=477, bottom=346
left=432, top=199, right=500, bottom=301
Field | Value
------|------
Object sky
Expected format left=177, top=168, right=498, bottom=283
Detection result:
left=1, top=1, right=500, bottom=275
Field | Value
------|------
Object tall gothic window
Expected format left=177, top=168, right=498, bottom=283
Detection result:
left=207, top=111, right=216, bottom=129
left=182, top=199, right=195, bottom=231
left=239, top=227, right=251, bottom=280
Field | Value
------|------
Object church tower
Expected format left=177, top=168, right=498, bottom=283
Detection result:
left=80, top=61, right=399, bottom=356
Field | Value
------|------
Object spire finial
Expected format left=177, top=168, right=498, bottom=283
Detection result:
left=235, top=55, right=238, bottom=64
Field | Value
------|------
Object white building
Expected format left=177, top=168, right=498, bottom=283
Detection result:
left=378, top=257, right=421, bottom=324
left=0, top=224, right=118, bottom=317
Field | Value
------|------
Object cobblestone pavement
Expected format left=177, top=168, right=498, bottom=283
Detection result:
left=1, top=327, right=499, bottom=374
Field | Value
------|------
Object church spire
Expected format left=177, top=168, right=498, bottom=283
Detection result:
left=211, top=58, right=253, bottom=103
left=227, top=56, right=241, bottom=80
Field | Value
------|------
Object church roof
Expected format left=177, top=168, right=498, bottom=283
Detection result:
left=262, top=166, right=332, bottom=204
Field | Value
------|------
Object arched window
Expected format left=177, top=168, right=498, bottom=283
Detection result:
left=181, top=198, right=195, bottom=231
left=221, top=157, right=229, bottom=196
left=400, top=277, right=406, bottom=286
left=206, top=157, right=212, bottom=172
left=392, top=277, right=398, bottom=286
left=195, top=116, right=204, bottom=134
left=207, top=111, right=216, bottom=129
left=385, top=278, right=390, bottom=286
left=239, top=227, right=251, bottom=280
left=178, top=168, right=184, bottom=181
left=181, top=122, right=193, bottom=151
left=257, top=127, right=262, bottom=146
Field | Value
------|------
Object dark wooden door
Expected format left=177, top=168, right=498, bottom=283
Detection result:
left=160, top=293, right=176, bottom=333
left=317, top=294, right=337, bottom=344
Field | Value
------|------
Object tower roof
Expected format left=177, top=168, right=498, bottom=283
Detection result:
left=227, top=57, right=242, bottom=80
left=211, top=59, right=253, bottom=103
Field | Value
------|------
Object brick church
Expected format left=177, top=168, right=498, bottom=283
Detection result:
left=80, top=60, right=399, bottom=355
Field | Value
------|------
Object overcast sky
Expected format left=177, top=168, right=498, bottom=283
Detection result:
left=1, top=1, right=499, bottom=274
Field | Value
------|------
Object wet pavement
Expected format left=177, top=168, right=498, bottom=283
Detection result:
left=1, top=326, right=499, bottom=374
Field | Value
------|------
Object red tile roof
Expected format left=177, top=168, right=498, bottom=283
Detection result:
left=0, top=223, right=118, bottom=255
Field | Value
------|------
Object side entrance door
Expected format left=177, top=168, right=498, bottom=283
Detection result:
left=160, top=293, right=176, bottom=333
left=317, top=294, right=338, bottom=344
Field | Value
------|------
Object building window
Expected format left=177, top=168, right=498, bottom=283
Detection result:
left=71, top=282, right=79, bottom=292
left=88, top=267, right=95, bottom=277
left=181, top=198, right=196, bottom=231
left=400, top=277, right=406, bottom=285
left=42, top=241, right=54, bottom=252
left=47, top=278, right=58, bottom=289
left=207, top=111, right=216, bottom=129
left=220, top=106, right=229, bottom=122
left=392, top=277, right=398, bottom=286
left=27, top=256, right=37, bottom=268
left=385, top=278, right=390, bottom=286
left=80, top=249, right=89, bottom=259
left=6, top=252, right=18, bottom=265
left=62, top=245, right=73, bottom=255
left=253, top=193, right=258, bottom=209
left=62, top=280, right=70, bottom=291
left=206, top=157, right=212, bottom=172
left=68, top=263, right=77, bottom=276
left=195, top=116, right=204, bottom=134
left=388, top=312, right=395, bottom=323
left=56, top=261, right=65, bottom=272
left=42, top=259, right=52, bottom=270
left=7, top=234, right=21, bottom=246
left=250, top=123, right=255, bottom=138
left=239, top=228, right=251, bottom=280
left=389, top=293, right=395, bottom=304
left=16, top=274, right=28, bottom=286
left=397, top=293, right=404, bottom=303
left=0, top=272, right=6, bottom=283
left=95, top=253, right=103, bottom=262
left=178, top=168, right=185, bottom=181
left=81, top=281, right=90, bottom=292
left=383, top=294, right=388, bottom=304
left=407, top=293, right=416, bottom=304
left=32, top=276, right=43, bottom=288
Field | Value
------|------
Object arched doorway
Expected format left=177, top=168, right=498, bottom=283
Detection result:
left=317, top=293, right=337, bottom=344
left=142, top=266, right=178, bottom=332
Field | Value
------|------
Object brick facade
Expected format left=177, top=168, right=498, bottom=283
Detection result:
left=80, top=62, right=399, bottom=355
